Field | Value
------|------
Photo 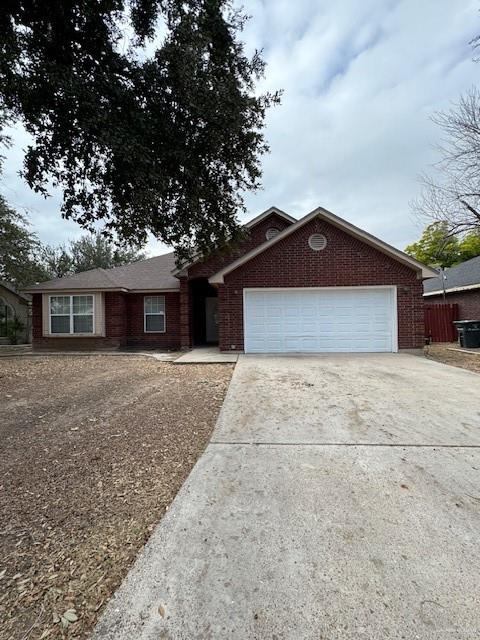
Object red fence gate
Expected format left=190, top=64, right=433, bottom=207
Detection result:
left=424, top=303, right=459, bottom=343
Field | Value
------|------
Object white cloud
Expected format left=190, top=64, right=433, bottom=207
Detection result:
left=1, top=0, right=479, bottom=254
left=240, top=0, right=480, bottom=249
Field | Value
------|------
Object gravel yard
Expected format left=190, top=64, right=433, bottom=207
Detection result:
left=424, top=342, right=480, bottom=374
left=0, top=356, right=232, bottom=640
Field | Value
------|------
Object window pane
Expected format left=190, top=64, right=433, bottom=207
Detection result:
left=73, top=295, right=93, bottom=314
left=50, top=296, right=70, bottom=315
left=73, top=315, right=93, bottom=333
left=0, top=301, right=6, bottom=337
left=146, top=314, right=165, bottom=332
left=145, top=296, right=165, bottom=314
left=51, top=315, right=70, bottom=333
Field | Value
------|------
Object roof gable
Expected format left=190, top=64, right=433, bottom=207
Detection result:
left=0, top=281, right=31, bottom=303
left=244, top=206, right=296, bottom=228
left=172, top=207, right=296, bottom=276
left=209, top=206, right=438, bottom=284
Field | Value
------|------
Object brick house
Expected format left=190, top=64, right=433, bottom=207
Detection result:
left=25, top=206, right=436, bottom=353
left=423, top=255, right=480, bottom=319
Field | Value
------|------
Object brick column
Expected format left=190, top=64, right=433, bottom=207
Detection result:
left=179, top=278, right=191, bottom=350
left=32, top=294, right=43, bottom=342
left=105, top=292, right=127, bottom=347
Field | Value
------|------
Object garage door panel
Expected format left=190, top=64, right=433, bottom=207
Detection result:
left=244, top=288, right=396, bottom=353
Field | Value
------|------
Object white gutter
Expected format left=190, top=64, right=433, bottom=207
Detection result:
left=423, top=282, right=480, bottom=296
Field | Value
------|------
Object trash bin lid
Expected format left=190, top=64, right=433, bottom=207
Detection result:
left=453, top=320, right=480, bottom=328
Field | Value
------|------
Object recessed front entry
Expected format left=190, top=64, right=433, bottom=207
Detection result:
left=190, top=278, right=219, bottom=345
left=243, top=287, right=397, bottom=353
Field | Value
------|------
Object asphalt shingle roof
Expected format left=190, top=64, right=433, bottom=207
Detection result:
left=23, top=252, right=179, bottom=292
left=423, top=255, right=480, bottom=294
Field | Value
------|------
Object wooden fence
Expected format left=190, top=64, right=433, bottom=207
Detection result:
left=424, top=303, right=459, bottom=343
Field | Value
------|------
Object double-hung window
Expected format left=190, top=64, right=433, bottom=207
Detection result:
left=144, top=296, right=165, bottom=333
left=0, top=298, right=14, bottom=337
left=49, top=295, right=94, bottom=334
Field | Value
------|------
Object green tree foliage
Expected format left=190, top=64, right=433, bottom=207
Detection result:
left=405, top=223, right=460, bottom=267
left=405, top=222, right=480, bottom=267
left=68, top=232, right=146, bottom=273
left=0, top=1, right=280, bottom=262
left=39, top=245, right=74, bottom=279
left=458, top=230, right=480, bottom=262
left=0, top=194, right=50, bottom=287
left=1, top=194, right=146, bottom=286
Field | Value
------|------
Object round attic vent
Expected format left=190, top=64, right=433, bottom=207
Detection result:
left=309, top=233, right=327, bottom=251
left=266, top=227, right=280, bottom=241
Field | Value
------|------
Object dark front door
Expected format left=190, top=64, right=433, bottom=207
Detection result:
left=205, top=297, right=219, bottom=343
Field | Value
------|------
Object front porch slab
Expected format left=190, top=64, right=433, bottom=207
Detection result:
left=173, top=346, right=239, bottom=364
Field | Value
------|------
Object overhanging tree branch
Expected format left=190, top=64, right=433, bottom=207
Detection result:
left=0, top=0, right=281, bottom=263
left=412, top=87, right=480, bottom=236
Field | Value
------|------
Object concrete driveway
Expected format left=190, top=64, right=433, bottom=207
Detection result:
left=93, top=354, right=480, bottom=640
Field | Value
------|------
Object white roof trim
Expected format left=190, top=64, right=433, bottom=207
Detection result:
left=209, top=206, right=438, bottom=284
left=424, top=282, right=480, bottom=296
left=23, top=286, right=129, bottom=293
left=171, top=206, right=296, bottom=276
left=129, top=288, right=180, bottom=293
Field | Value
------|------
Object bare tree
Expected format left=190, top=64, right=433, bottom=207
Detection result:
left=413, top=88, right=480, bottom=234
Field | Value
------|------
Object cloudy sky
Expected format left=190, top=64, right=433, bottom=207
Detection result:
left=1, top=0, right=479, bottom=255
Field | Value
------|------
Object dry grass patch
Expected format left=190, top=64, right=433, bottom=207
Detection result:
left=0, top=356, right=232, bottom=640
left=424, top=343, right=480, bottom=374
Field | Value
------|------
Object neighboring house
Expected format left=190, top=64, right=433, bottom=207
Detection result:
left=24, top=206, right=436, bottom=353
left=423, top=255, right=480, bottom=319
left=0, top=281, right=31, bottom=344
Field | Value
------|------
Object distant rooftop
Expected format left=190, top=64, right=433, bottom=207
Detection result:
left=1, top=280, right=32, bottom=302
left=423, top=256, right=480, bottom=295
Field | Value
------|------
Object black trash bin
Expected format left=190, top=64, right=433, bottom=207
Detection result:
left=453, top=320, right=480, bottom=348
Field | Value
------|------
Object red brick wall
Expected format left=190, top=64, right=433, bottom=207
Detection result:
left=32, top=294, right=42, bottom=341
left=218, top=218, right=424, bottom=350
left=181, top=212, right=292, bottom=349
left=126, top=292, right=180, bottom=349
left=426, top=290, right=480, bottom=321
left=187, top=212, right=292, bottom=280
left=105, top=292, right=127, bottom=342
left=32, top=291, right=180, bottom=350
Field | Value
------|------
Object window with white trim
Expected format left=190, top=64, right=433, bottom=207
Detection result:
left=144, top=296, right=165, bottom=333
left=49, top=295, right=94, bottom=334
left=0, top=297, right=14, bottom=337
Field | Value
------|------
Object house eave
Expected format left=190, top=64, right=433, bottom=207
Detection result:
left=423, top=282, right=480, bottom=297
left=23, top=286, right=130, bottom=294
left=128, top=288, right=180, bottom=293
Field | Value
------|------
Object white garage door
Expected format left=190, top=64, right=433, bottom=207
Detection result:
left=244, top=288, right=397, bottom=353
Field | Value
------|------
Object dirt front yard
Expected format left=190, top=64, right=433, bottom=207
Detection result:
left=0, top=356, right=232, bottom=640
left=424, top=342, right=480, bottom=374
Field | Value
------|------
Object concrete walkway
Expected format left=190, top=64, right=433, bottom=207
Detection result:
left=174, top=346, right=239, bottom=364
left=93, top=354, right=480, bottom=640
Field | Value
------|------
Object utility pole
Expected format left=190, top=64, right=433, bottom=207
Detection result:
left=440, top=266, right=447, bottom=302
